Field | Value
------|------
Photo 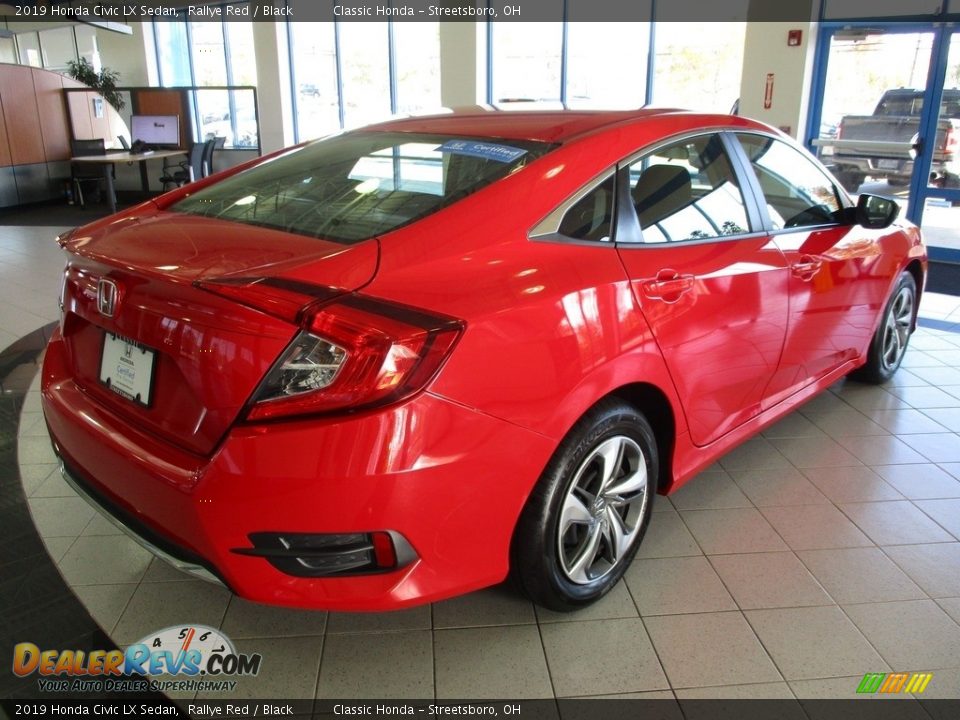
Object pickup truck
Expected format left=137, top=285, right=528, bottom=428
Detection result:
left=827, top=88, right=960, bottom=192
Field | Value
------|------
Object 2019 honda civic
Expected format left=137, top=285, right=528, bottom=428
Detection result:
left=42, top=109, right=926, bottom=611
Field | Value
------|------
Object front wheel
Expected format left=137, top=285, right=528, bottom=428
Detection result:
left=851, top=271, right=917, bottom=384
left=511, top=399, right=656, bottom=611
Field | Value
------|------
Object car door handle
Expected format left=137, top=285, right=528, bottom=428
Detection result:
left=791, top=257, right=823, bottom=281
left=641, top=270, right=695, bottom=302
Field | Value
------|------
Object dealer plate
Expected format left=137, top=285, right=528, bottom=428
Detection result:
left=99, top=332, right=156, bottom=407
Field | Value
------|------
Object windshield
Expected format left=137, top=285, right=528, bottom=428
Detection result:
left=172, top=132, right=555, bottom=244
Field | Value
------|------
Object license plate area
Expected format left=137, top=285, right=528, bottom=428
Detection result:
left=876, top=158, right=901, bottom=170
left=99, top=332, right=156, bottom=408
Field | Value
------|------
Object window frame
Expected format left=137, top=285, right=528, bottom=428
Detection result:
left=617, top=130, right=761, bottom=246
left=530, top=128, right=774, bottom=249
left=528, top=168, right=619, bottom=246
left=729, top=130, right=853, bottom=236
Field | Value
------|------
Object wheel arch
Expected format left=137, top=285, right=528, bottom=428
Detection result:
left=904, top=258, right=925, bottom=331
left=607, top=382, right=677, bottom=494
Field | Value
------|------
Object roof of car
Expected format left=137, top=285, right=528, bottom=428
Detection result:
left=359, top=107, right=695, bottom=144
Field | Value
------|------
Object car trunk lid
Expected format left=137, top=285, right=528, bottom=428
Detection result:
left=58, top=210, right=378, bottom=456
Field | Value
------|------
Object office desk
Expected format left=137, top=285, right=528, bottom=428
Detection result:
left=70, top=150, right=186, bottom=213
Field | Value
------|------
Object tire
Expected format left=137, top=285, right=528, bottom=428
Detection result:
left=942, top=173, right=960, bottom=206
left=511, top=399, right=656, bottom=611
left=835, top=169, right=865, bottom=193
left=851, top=271, right=917, bottom=384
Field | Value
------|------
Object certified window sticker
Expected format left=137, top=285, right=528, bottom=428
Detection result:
left=436, top=139, right=529, bottom=163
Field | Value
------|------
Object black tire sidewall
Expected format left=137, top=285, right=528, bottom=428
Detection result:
left=513, top=400, right=657, bottom=610
left=859, top=271, right=917, bottom=383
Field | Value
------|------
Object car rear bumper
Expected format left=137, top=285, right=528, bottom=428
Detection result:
left=41, top=328, right=555, bottom=611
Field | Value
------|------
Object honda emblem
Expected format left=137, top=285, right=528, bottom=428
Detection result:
left=97, top=278, right=119, bottom=318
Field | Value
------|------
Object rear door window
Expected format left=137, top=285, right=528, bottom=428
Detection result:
left=625, top=133, right=752, bottom=243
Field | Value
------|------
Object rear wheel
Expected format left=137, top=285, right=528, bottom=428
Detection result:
left=511, top=399, right=656, bottom=611
left=851, top=271, right=917, bottom=384
left=835, top=169, right=865, bottom=193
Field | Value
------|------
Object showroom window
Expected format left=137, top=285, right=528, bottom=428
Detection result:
left=489, top=21, right=650, bottom=108
left=288, top=20, right=441, bottom=141
left=153, top=5, right=259, bottom=148
left=652, top=22, right=746, bottom=112
left=488, top=17, right=741, bottom=112
left=9, top=24, right=99, bottom=72
left=490, top=22, right=564, bottom=104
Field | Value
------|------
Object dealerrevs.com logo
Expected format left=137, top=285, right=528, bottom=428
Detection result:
left=12, top=625, right=262, bottom=694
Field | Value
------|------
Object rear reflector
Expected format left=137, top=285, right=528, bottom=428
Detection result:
left=232, top=531, right=414, bottom=577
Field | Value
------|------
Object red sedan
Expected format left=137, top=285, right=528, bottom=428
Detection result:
left=42, top=110, right=926, bottom=611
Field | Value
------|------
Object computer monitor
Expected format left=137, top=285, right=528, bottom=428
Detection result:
left=130, top=115, right=180, bottom=147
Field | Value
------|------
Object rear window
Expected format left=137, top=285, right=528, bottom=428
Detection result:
left=172, top=132, right=555, bottom=243
left=875, top=91, right=960, bottom=118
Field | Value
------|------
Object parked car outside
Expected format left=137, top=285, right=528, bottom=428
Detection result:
left=830, top=88, right=960, bottom=191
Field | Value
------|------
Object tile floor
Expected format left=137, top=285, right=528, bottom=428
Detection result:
left=5, top=223, right=960, bottom=701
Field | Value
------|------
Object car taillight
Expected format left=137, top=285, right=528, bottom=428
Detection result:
left=246, top=295, right=463, bottom=421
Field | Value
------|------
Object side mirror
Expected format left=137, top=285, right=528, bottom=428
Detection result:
left=856, top=193, right=899, bottom=229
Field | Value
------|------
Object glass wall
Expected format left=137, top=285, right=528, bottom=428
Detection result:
left=566, top=22, right=650, bottom=108
left=393, top=22, right=442, bottom=115
left=153, top=5, right=259, bottom=148
left=652, top=22, right=745, bottom=112
left=490, top=23, right=563, bottom=103
left=488, top=19, right=743, bottom=112
left=287, top=22, right=341, bottom=140
left=338, top=22, right=391, bottom=128
left=288, top=20, right=442, bottom=141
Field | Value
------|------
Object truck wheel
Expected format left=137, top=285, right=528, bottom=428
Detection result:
left=835, top=170, right=865, bottom=193
left=943, top=173, right=960, bottom=206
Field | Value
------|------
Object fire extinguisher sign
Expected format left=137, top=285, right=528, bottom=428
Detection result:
left=764, top=73, right=775, bottom=109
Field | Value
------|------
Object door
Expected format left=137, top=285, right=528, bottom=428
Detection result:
left=616, top=132, right=789, bottom=447
left=732, top=132, right=890, bottom=408
left=916, top=30, right=960, bottom=263
left=808, top=24, right=960, bottom=264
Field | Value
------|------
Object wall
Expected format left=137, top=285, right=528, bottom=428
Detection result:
left=439, top=23, right=487, bottom=109
left=0, top=64, right=87, bottom=206
left=739, top=3, right=819, bottom=138
left=95, top=22, right=151, bottom=86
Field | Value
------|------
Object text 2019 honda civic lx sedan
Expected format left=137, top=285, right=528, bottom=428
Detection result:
left=42, top=109, right=926, bottom=611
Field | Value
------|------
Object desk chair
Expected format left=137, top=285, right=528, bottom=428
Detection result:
left=202, top=136, right=225, bottom=178
left=71, top=139, right=109, bottom=208
left=159, top=140, right=211, bottom=190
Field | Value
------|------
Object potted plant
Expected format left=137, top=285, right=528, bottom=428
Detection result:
left=65, top=58, right=125, bottom=112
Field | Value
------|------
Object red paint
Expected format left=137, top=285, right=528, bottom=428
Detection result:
left=42, top=109, right=927, bottom=610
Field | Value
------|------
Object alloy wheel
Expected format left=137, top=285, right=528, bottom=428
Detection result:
left=881, top=285, right=914, bottom=372
left=557, top=435, right=649, bottom=585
